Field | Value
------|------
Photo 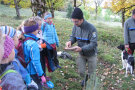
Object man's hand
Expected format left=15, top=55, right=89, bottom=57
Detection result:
left=74, top=46, right=82, bottom=52
left=66, top=41, right=72, bottom=48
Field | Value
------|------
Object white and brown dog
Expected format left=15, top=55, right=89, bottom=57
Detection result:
left=117, top=45, right=134, bottom=77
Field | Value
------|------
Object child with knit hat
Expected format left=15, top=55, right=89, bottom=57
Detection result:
left=41, top=12, right=61, bottom=68
left=0, top=26, right=38, bottom=89
left=42, top=12, right=59, bottom=47
left=23, top=19, right=46, bottom=90
left=0, top=33, right=27, bottom=89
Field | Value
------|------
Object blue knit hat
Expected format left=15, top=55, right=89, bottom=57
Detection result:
left=0, top=26, right=16, bottom=38
left=44, top=13, right=52, bottom=20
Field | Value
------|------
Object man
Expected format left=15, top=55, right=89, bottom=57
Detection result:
left=124, top=9, right=135, bottom=54
left=65, top=7, right=98, bottom=87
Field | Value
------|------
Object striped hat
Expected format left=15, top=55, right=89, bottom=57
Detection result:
left=0, top=26, right=16, bottom=38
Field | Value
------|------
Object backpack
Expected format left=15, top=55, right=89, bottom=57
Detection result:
left=16, top=37, right=35, bottom=68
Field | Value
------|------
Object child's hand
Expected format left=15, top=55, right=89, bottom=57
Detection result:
left=41, top=75, right=46, bottom=83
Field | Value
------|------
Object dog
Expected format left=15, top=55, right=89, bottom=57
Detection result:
left=117, top=45, right=134, bottom=77
left=126, top=55, right=134, bottom=77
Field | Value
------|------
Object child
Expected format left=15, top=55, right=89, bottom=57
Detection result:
left=0, top=26, right=38, bottom=89
left=28, top=16, right=43, bottom=40
left=41, top=12, right=59, bottom=47
left=41, top=12, right=61, bottom=68
left=23, top=19, right=46, bottom=90
left=0, top=34, right=27, bottom=90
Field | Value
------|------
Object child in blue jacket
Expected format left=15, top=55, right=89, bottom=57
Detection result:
left=41, top=12, right=59, bottom=47
left=23, top=19, right=46, bottom=90
left=41, top=12, right=61, bottom=69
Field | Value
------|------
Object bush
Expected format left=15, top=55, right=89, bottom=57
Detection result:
left=98, top=29, right=123, bottom=47
left=79, top=5, right=90, bottom=20
left=66, top=3, right=73, bottom=18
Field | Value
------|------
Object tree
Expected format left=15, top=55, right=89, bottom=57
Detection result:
left=94, top=0, right=104, bottom=19
left=80, top=5, right=90, bottom=20
left=46, top=0, right=65, bottom=18
left=66, top=2, right=73, bottom=18
left=111, top=0, right=135, bottom=27
left=74, top=0, right=76, bottom=7
left=1, top=0, right=31, bottom=18
left=30, top=0, right=64, bottom=18
left=30, top=0, right=47, bottom=17
left=14, top=0, right=20, bottom=18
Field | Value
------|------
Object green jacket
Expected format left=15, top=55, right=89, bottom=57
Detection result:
left=70, top=20, right=98, bottom=57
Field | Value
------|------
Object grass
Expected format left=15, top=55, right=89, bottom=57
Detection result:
left=0, top=4, right=32, bottom=17
left=1, top=4, right=135, bottom=90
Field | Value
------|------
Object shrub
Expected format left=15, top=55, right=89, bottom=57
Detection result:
left=66, top=3, right=73, bottom=18
left=79, top=5, right=90, bottom=20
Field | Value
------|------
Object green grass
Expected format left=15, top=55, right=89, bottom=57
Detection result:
left=0, top=4, right=32, bottom=17
left=1, top=4, right=135, bottom=90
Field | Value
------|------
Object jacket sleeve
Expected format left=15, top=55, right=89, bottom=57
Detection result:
left=17, top=60, right=32, bottom=85
left=0, top=72, right=27, bottom=90
left=30, top=43, right=44, bottom=77
left=124, top=21, right=129, bottom=45
left=70, top=26, right=77, bottom=45
left=54, top=26, right=59, bottom=47
left=81, top=26, right=98, bottom=52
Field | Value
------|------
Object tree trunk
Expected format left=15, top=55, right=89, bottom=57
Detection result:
left=83, top=0, right=86, bottom=8
left=1, top=0, right=4, bottom=4
left=30, top=0, right=48, bottom=17
left=94, top=1, right=98, bottom=20
left=74, top=0, right=76, bottom=7
left=14, top=0, right=20, bottom=18
left=50, top=2, right=54, bottom=18
left=95, top=6, right=98, bottom=19
left=50, top=9, right=54, bottom=18
left=122, top=9, right=125, bottom=28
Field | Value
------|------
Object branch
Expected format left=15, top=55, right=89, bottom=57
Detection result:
left=77, top=3, right=82, bottom=7
left=17, top=0, right=21, bottom=4
left=10, top=0, right=21, bottom=6
left=116, top=5, right=135, bottom=13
